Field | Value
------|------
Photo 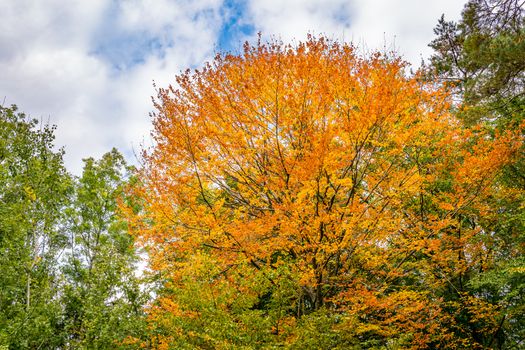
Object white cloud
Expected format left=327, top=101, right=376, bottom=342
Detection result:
left=107, top=0, right=224, bottom=163
left=0, top=1, right=106, bottom=58
left=0, top=0, right=467, bottom=175
left=348, top=0, right=465, bottom=64
left=247, top=0, right=352, bottom=42
left=0, top=0, right=223, bottom=174
left=245, top=0, right=464, bottom=65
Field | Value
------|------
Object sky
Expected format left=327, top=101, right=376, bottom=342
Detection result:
left=0, top=0, right=466, bottom=174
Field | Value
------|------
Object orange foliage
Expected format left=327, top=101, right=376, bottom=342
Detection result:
left=126, top=36, right=522, bottom=348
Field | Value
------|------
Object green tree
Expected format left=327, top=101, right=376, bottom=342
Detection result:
left=60, top=149, right=148, bottom=349
left=429, top=1, right=525, bottom=347
left=429, top=0, right=525, bottom=126
left=0, top=105, right=71, bottom=348
left=0, top=105, right=148, bottom=348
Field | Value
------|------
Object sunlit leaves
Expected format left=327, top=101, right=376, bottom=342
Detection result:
left=130, top=37, right=522, bottom=348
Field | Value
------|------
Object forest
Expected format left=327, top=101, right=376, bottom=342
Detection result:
left=1, top=0, right=524, bottom=348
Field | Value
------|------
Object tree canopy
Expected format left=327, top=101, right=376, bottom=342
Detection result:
left=429, top=0, right=524, bottom=126
left=0, top=105, right=147, bottom=349
left=128, top=37, right=523, bottom=348
left=2, top=2, right=525, bottom=348
left=429, top=1, right=525, bottom=347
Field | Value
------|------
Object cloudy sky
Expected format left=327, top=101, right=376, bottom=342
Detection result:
left=1, top=0, right=466, bottom=174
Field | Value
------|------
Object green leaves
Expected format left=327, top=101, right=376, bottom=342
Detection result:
left=428, top=2, right=525, bottom=347
left=429, top=0, right=525, bottom=126
left=0, top=106, right=147, bottom=348
left=0, top=104, right=71, bottom=348
left=60, top=149, right=148, bottom=349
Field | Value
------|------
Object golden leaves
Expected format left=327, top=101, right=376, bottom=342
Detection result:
left=125, top=36, right=523, bottom=349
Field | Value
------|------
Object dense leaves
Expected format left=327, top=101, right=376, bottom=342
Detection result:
left=429, top=0, right=525, bottom=126
left=0, top=105, right=70, bottom=348
left=129, top=37, right=523, bottom=348
left=2, top=3, right=524, bottom=348
left=430, top=1, right=525, bottom=347
left=60, top=149, right=148, bottom=348
left=0, top=106, right=147, bottom=349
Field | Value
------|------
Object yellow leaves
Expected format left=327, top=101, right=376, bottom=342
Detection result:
left=462, top=294, right=499, bottom=326
left=333, top=177, right=353, bottom=188
left=509, top=266, right=525, bottom=273
left=295, top=182, right=316, bottom=204
left=354, top=322, right=385, bottom=337
left=24, top=185, right=36, bottom=201
left=123, top=35, right=525, bottom=349
left=438, top=201, right=455, bottom=211
left=341, top=287, right=441, bottom=343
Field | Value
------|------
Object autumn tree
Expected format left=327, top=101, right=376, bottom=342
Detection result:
left=129, top=37, right=522, bottom=349
left=429, top=1, right=525, bottom=346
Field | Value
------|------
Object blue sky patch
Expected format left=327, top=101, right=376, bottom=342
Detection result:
left=89, top=2, right=173, bottom=73
left=91, top=32, right=171, bottom=72
left=217, top=0, right=255, bottom=53
left=90, top=0, right=254, bottom=71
